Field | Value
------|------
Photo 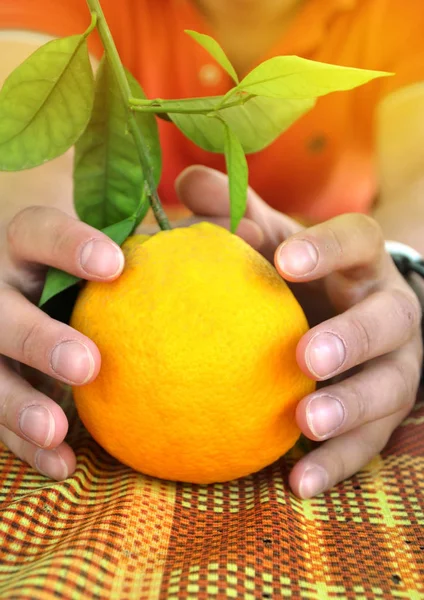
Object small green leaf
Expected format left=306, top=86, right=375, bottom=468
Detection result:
left=167, top=97, right=226, bottom=152
left=185, top=30, right=239, bottom=84
left=223, top=123, right=248, bottom=233
left=39, top=216, right=138, bottom=307
left=101, top=215, right=138, bottom=246
left=74, top=58, right=161, bottom=229
left=0, top=35, right=94, bottom=171
left=39, top=269, right=81, bottom=308
left=168, top=95, right=314, bottom=153
left=235, top=56, right=391, bottom=99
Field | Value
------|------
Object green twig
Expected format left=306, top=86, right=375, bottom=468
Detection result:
left=129, top=95, right=254, bottom=115
left=85, top=0, right=170, bottom=231
left=83, top=12, right=98, bottom=37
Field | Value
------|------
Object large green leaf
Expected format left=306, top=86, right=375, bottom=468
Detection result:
left=185, top=30, right=239, bottom=84
left=0, top=35, right=94, bottom=171
left=234, top=56, right=390, bottom=99
left=168, top=95, right=314, bottom=153
left=74, top=58, right=161, bottom=229
left=39, top=215, right=138, bottom=307
left=222, top=95, right=314, bottom=153
left=222, top=123, right=248, bottom=233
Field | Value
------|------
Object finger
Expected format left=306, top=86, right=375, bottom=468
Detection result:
left=176, top=165, right=303, bottom=261
left=137, top=214, right=265, bottom=252
left=6, top=206, right=124, bottom=289
left=0, top=287, right=100, bottom=385
left=275, top=213, right=392, bottom=284
left=297, top=345, right=421, bottom=441
left=0, top=425, right=75, bottom=480
left=189, top=216, right=265, bottom=251
left=0, top=360, right=69, bottom=448
left=289, top=409, right=407, bottom=498
left=296, top=288, right=421, bottom=380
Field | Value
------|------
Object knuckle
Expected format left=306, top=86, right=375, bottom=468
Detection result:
left=385, top=358, right=418, bottom=412
left=391, top=288, right=422, bottom=334
left=326, top=225, right=344, bottom=259
left=346, top=214, right=384, bottom=266
left=353, top=213, right=383, bottom=246
left=49, top=219, right=82, bottom=261
left=18, top=321, right=44, bottom=364
left=6, top=206, right=81, bottom=265
left=6, top=207, right=42, bottom=252
left=350, top=381, right=369, bottom=426
left=325, top=215, right=384, bottom=266
left=392, top=361, right=412, bottom=398
left=0, top=384, right=16, bottom=429
left=330, top=447, right=350, bottom=484
left=349, top=316, right=372, bottom=358
left=319, top=442, right=350, bottom=484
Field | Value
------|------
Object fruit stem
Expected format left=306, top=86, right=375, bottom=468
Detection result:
left=86, top=0, right=171, bottom=231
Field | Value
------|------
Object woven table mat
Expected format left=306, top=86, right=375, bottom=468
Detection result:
left=0, top=380, right=423, bottom=600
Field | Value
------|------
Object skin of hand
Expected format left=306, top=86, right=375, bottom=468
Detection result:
left=0, top=207, right=125, bottom=480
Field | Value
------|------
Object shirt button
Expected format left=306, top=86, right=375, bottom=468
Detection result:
left=199, top=64, right=222, bottom=86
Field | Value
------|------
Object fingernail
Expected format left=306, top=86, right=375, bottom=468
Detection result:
left=51, top=341, right=95, bottom=385
left=80, top=239, right=124, bottom=278
left=35, top=449, right=68, bottom=480
left=278, top=240, right=318, bottom=276
left=299, top=466, right=329, bottom=499
left=306, top=332, right=346, bottom=378
left=19, top=405, right=55, bottom=447
left=306, top=395, right=345, bottom=438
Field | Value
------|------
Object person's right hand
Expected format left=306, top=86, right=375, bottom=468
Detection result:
left=0, top=206, right=125, bottom=480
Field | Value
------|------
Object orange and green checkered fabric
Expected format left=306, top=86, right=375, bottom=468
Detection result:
left=0, top=380, right=423, bottom=599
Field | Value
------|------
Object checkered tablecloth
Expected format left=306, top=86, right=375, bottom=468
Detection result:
left=1, top=379, right=423, bottom=599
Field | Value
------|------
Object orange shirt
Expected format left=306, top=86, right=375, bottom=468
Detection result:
left=1, top=0, right=424, bottom=222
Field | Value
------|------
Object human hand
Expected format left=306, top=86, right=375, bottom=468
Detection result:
left=0, top=206, right=124, bottom=479
left=175, top=166, right=423, bottom=498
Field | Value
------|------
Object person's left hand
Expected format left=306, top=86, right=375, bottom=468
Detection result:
left=171, top=165, right=423, bottom=498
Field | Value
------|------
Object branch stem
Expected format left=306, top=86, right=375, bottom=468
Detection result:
left=86, top=0, right=170, bottom=230
left=129, top=95, right=254, bottom=115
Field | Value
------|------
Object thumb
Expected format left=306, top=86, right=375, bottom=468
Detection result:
left=176, top=165, right=303, bottom=262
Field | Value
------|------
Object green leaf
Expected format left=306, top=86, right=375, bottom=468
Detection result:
left=39, top=216, right=138, bottom=307
left=222, top=123, right=248, bottom=233
left=185, top=30, right=239, bottom=84
left=166, top=98, right=226, bottom=152
left=235, top=56, right=391, bottom=99
left=0, top=35, right=94, bottom=171
left=222, top=95, right=314, bottom=153
left=168, top=95, right=314, bottom=153
left=101, top=215, right=138, bottom=246
left=39, top=269, right=81, bottom=308
left=74, top=58, right=161, bottom=230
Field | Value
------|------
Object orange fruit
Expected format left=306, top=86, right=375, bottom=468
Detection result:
left=70, top=223, right=314, bottom=483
